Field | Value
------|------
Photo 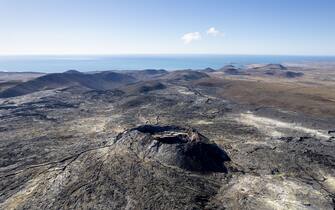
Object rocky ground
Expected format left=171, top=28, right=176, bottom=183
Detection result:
left=0, top=65, right=334, bottom=209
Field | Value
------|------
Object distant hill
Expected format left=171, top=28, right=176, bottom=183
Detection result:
left=63, top=69, right=82, bottom=74
left=0, top=69, right=212, bottom=98
left=253, top=64, right=287, bottom=70
left=0, top=70, right=136, bottom=98
left=163, top=70, right=210, bottom=82
left=0, top=71, right=45, bottom=82
left=247, top=64, right=303, bottom=78
left=124, top=69, right=168, bottom=80
left=199, top=67, right=216, bottom=73
left=219, top=65, right=246, bottom=75
left=120, top=80, right=167, bottom=94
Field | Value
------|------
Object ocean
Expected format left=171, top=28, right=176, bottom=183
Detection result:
left=0, top=55, right=335, bottom=73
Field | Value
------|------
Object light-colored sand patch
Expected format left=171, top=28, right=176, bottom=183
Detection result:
left=237, top=112, right=330, bottom=139
left=137, top=114, right=158, bottom=124
left=137, top=114, right=162, bottom=125
left=177, top=88, right=194, bottom=95
left=1, top=175, right=43, bottom=209
left=111, top=126, right=126, bottom=134
left=193, top=120, right=214, bottom=125
left=66, top=117, right=109, bottom=133
left=216, top=175, right=333, bottom=210
left=262, top=180, right=313, bottom=210
left=324, top=175, right=335, bottom=193
left=0, top=89, right=57, bottom=105
left=243, top=140, right=273, bottom=147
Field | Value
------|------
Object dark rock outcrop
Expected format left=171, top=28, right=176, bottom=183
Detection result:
left=284, top=71, right=304, bottom=78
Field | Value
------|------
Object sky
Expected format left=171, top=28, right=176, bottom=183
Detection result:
left=0, top=0, right=335, bottom=55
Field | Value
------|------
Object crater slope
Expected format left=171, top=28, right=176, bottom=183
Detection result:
left=0, top=125, right=230, bottom=209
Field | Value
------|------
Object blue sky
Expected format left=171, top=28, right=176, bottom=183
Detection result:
left=0, top=0, right=334, bottom=55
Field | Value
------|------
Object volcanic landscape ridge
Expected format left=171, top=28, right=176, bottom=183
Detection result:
left=0, top=63, right=335, bottom=209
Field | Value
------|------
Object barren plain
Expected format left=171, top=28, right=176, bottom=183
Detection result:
left=0, top=63, right=334, bottom=209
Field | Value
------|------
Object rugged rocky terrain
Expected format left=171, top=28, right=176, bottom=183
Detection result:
left=0, top=64, right=335, bottom=209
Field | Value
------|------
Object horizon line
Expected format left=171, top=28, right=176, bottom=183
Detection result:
left=1, top=53, right=335, bottom=57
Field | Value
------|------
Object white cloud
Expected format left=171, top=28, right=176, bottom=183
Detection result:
left=181, top=32, right=201, bottom=44
left=206, top=27, right=223, bottom=36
